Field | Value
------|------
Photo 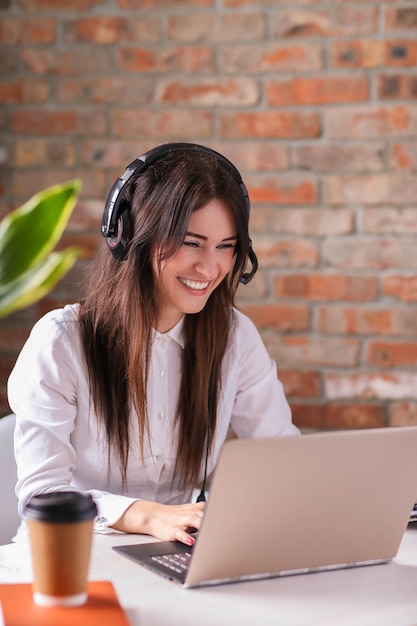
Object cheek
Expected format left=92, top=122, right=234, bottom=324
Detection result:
left=220, top=252, right=235, bottom=276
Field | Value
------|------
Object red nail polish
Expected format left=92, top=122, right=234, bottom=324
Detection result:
left=187, top=536, right=195, bottom=546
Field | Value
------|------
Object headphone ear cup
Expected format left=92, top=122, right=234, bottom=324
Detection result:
left=106, top=206, right=130, bottom=260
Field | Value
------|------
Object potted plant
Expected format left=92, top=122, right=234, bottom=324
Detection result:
left=0, top=180, right=81, bottom=318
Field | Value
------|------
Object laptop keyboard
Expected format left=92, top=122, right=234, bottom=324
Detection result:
left=151, top=551, right=192, bottom=575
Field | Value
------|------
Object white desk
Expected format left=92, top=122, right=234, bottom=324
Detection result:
left=2, top=528, right=417, bottom=625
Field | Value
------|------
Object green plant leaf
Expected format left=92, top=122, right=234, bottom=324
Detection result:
left=0, top=180, right=81, bottom=286
left=0, top=248, right=80, bottom=318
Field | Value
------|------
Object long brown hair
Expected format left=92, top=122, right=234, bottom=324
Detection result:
left=79, top=147, right=250, bottom=490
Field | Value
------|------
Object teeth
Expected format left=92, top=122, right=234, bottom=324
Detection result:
left=180, top=278, right=209, bottom=290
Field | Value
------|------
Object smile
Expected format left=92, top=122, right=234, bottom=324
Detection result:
left=179, top=277, right=209, bottom=291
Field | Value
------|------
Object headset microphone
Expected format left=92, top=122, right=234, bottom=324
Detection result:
left=240, top=243, right=258, bottom=285
left=196, top=434, right=210, bottom=503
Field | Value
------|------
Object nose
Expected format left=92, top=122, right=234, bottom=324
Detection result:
left=194, top=248, right=218, bottom=279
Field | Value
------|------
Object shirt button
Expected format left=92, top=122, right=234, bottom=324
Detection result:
left=157, top=369, right=165, bottom=377
left=158, top=412, right=164, bottom=420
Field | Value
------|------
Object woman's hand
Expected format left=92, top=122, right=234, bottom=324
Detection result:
left=111, top=500, right=206, bottom=546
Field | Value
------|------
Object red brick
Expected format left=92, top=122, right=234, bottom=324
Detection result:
left=391, top=402, right=417, bottom=427
left=382, top=275, right=417, bottom=302
left=1, top=49, right=16, bottom=73
left=112, top=109, right=213, bottom=138
left=12, top=140, right=76, bottom=167
left=325, top=372, right=417, bottom=400
left=279, top=369, right=321, bottom=399
left=378, top=73, right=417, bottom=101
left=292, top=143, right=385, bottom=172
left=118, top=0, right=212, bottom=7
left=17, top=0, right=104, bottom=7
left=263, top=332, right=359, bottom=367
left=329, top=40, right=385, bottom=69
left=318, top=306, right=417, bottom=336
left=118, top=46, right=214, bottom=73
left=291, top=403, right=386, bottom=431
left=385, top=40, right=417, bottom=67
left=56, top=77, right=153, bottom=105
left=11, top=168, right=107, bottom=200
left=267, top=76, right=369, bottom=106
left=246, top=174, right=317, bottom=205
left=220, top=111, right=321, bottom=139
left=20, top=47, right=112, bottom=75
left=240, top=303, right=310, bottom=331
left=322, top=237, right=417, bottom=269
left=254, top=238, right=318, bottom=268
left=366, top=341, right=417, bottom=368
left=325, top=104, right=417, bottom=139
left=223, top=0, right=319, bottom=6
left=324, top=173, right=417, bottom=205
left=363, top=208, right=417, bottom=234
left=63, top=16, right=160, bottom=44
left=167, top=13, right=265, bottom=42
left=274, top=274, right=377, bottom=301
left=390, top=142, right=417, bottom=169
left=0, top=17, right=56, bottom=43
left=0, top=79, right=48, bottom=103
left=210, top=141, right=288, bottom=172
left=271, top=7, right=377, bottom=38
left=155, top=78, right=259, bottom=106
left=385, top=7, right=417, bottom=31
left=220, top=42, right=322, bottom=73
left=319, top=307, right=390, bottom=335
left=251, top=208, right=353, bottom=236
left=80, top=140, right=154, bottom=168
left=12, top=109, right=107, bottom=136
left=329, top=39, right=417, bottom=69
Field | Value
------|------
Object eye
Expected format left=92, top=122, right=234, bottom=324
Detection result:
left=183, top=240, right=199, bottom=248
left=217, top=242, right=236, bottom=250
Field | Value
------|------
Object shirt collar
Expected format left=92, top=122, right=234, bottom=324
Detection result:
left=153, top=316, right=185, bottom=349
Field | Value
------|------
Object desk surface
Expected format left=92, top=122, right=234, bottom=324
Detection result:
left=2, top=528, right=417, bottom=626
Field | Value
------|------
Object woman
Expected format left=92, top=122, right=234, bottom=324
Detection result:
left=8, top=143, right=299, bottom=546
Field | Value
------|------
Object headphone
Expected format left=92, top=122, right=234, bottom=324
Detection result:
left=101, top=142, right=258, bottom=284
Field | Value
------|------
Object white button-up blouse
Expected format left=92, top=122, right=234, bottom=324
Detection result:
left=8, top=304, right=299, bottom=537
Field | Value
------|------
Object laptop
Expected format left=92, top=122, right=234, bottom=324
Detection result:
left=113, top=426, right=417, bottom=588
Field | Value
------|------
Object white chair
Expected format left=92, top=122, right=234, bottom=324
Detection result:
left=0, top=414, right=20, bottom=544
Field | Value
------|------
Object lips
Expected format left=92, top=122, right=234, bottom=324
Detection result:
left=178, top=277, right=210, bottom=291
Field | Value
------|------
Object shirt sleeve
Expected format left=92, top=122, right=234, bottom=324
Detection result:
left=229, top=310, right=299, bottom=439
left=7, top=309, right=138, bottom=534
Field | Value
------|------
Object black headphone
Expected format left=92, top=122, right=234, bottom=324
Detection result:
left=101, top=142, right=258, bottom=284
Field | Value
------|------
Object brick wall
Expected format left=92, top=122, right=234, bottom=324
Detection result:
left=1, top=0, right=417, bottom=430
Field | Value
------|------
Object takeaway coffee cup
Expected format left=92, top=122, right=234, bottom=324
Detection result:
left=24, top=491, right=97, bottom=607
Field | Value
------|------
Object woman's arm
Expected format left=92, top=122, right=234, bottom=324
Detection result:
left=228, top=310, right=300, bottom=439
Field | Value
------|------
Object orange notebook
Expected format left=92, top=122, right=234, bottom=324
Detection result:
left=0, top=580, right=131, bottom=626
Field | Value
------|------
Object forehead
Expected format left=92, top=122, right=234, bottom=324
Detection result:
left=187, top=199, right=236, bottom=237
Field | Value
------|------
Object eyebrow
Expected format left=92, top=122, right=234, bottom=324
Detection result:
left=185, top=231, right=238, bottom=242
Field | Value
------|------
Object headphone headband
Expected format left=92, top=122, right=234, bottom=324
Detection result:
left=101, top=142, right=257, bottom=284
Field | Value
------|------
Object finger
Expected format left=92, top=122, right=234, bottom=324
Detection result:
left=175, top=529, right=196, bottom=547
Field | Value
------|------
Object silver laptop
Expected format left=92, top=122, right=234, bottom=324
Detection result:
left=113, top=426, right=417, bottom=588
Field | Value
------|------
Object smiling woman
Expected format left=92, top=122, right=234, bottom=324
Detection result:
left=154, top=199, right=237, bottom=332
left=8, top=143, right=299, bottom=548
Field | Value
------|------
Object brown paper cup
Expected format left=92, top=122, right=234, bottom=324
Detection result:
left=25, top=492, right=97, bottom=607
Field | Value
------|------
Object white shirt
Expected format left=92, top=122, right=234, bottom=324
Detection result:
left=8, top=304, right=298, bottom=537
